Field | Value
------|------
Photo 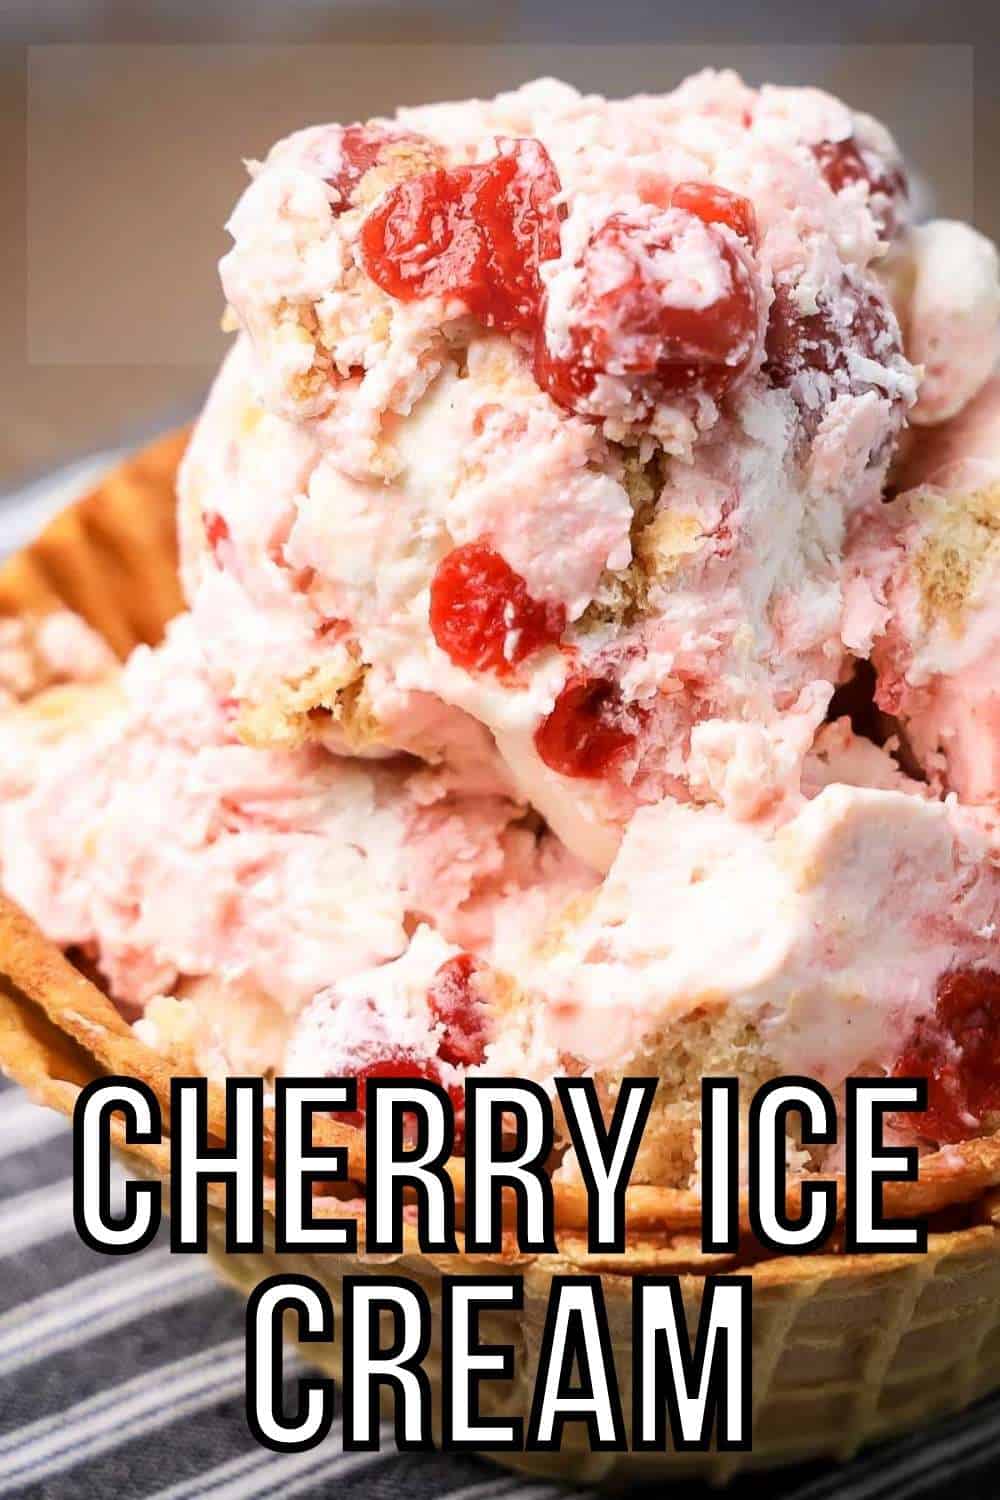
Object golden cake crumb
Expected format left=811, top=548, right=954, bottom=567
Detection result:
left=356, top=139, right=442, bottom=208
left=915, top=481, right=1000, bottom=633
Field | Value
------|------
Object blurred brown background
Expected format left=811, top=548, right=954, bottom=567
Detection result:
left=2, top=1, right=999, bottom=492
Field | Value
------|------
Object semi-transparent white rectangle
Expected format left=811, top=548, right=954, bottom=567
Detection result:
left=27, top=43, right=976, bottom=364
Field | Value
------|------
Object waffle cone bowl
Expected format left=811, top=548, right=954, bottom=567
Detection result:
left=5, top=436, right=1000, bottom=1485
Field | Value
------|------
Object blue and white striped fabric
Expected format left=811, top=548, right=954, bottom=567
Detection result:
left=4, top=1071, right=1000, bottom=1499
left=0, top=1076, right=569, bottom=1499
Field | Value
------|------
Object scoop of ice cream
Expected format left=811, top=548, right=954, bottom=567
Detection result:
left=8, top=73, right=1000, bottom=1196
left=894, top=368, right=1000, bottom=491
left=485, top=779, right=1000, bottom=1180
left=0, top=613, right=593, bottom=1082
left=847, top=375, right=1000, bottom=804
left=182, top=74, right=921, bottom=870
left=219, top=74, right=911, bottom=437
left=883, top=220, right=1000, bottom=427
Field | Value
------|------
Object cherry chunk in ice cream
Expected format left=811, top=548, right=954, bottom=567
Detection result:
left=426, top=952, right=489, bottom=1068
left=430, top=543, right=566, bottom=676
left=811, top=135, right=908, bottom=239
left=337, top=954, right=489, bottom=1130
left=534, top=675, right=643, bottom=779
left=361, top=144, right=761, bottom=418
left=764, top=272, right=900, bottom=398
left=360, top=136, right=562, bottom=334
left=534, top=196, right=761, bottom=414
left=895, top=967, right=1000, bottom=1143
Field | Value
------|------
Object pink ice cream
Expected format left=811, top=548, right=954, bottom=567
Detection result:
left=847, top=375, right=1000, bottom=805
left=886, top=221, right=1000, bottom=426
left=0, top=616, right=593, bottom=1082
left=5, top=75, right=1000, bottom=1186
left=180, top=74, right=938, bottom=871
left=0, top=612, right=116, bottom=707
left=492, top=776, right=1000, bottom=1094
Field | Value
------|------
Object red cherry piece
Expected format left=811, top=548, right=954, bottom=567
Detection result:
left=325, top=124, right=429, bottom=215
left=534, top=675, right=642, bottom=779
left=427, top=953, right=488, bottom=1068
left=429, top=542, right=565, bottom=676
left=811, top=136, right=908, bottom=238
left=341, top=1052, right=442, bottom=1127
left=360, top=137, right=562, bottom=334
left=535, top=208, right=759, bottom=414
left=315, top=618, right=345, bottom=639
left=670, top=181, right=759, bottom=250
left=341, top=1051, right=469, bottom=1145
left=894, top=967, right=1000, bottom=1143
left=203, top=511, right=230, bottom=563
left=764, top=275, right=898, bottom=392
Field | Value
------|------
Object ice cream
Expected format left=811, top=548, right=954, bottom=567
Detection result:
left=8, top=608, right=1000, bottom=1181
left=3, top=73, right=1000, bottom=1191
left=489, top=775, right=1000, bottom=1181
left=0, top=616, right=592, bottom=1085
left=180, top=73, right=945, bottom=871
left=0, top=611, right=116, bottom=708
left=885, top=221, right=1000, bottom=426
left=848, top=375, right=1000, bottom=804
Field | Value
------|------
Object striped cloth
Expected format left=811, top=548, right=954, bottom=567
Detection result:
left=3, top=464, right=1000, bottom=1497
left=3, top=1072, right=1000, bottom=1499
